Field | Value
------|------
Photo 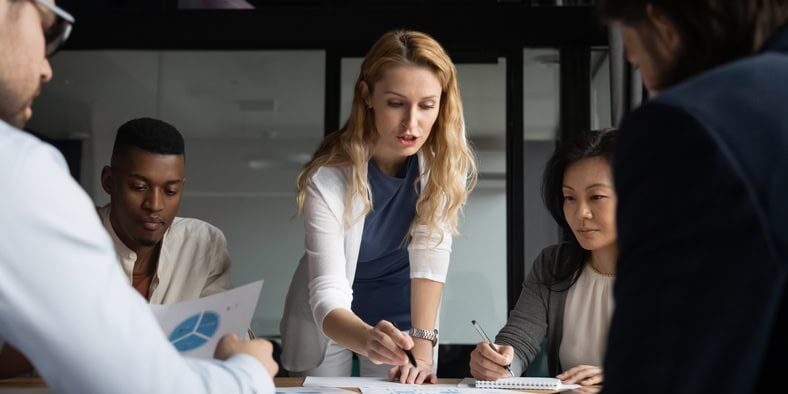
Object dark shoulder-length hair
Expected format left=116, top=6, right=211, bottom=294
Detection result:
left=541, top=128, right=617, bottom=291
left=598, top=0, right=788, bottom=90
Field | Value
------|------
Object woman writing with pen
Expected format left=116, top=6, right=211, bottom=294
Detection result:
left=470, top=128, right=617, bottom=387
left=280, top=30, right=477, bottom=384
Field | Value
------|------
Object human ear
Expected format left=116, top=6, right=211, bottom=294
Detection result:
left=646, top=4, right=681, bottom=56
left=100, top=166, right=113, bottom=195
left=360, top=80, right=371, bottom=108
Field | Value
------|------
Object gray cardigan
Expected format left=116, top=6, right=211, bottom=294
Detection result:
left=495, top=243, right=578, bottom=377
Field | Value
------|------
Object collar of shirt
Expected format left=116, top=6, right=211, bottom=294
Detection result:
left=98, top=204, right=172, bottom=300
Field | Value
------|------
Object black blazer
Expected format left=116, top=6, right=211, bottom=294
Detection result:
left=603, top=26, right=788, bottom=393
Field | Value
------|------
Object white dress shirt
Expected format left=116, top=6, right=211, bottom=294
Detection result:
left=280, top=158, right=452, bottom=372
left=0, top=121, right=273, bottom=394
left=98, top=205, right=231, bottom=304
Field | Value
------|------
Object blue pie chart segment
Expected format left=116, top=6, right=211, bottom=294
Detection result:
left=196, top=312, right=219, bottom=336
left=169, top=311, right=221, bottom=352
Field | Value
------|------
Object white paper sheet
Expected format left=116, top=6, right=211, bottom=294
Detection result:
left=275, top=388, right=355, bottom=394
left=149, top=280, right=263, bottom=359
left=303, top=377, right=462, bottom=390
left=360, top=387, right=512, bottom=394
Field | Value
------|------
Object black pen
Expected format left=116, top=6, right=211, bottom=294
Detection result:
left=471, top=320, right=514, bottom=377
left=393, top=322, right=418, bottom=367
left=404, top=347, right=418, bottom=367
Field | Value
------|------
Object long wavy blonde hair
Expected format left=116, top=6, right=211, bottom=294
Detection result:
left=296, top=30, right=477, bottom=236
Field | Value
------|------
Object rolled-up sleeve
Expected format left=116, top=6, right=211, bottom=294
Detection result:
left=408, top=224, right=452, bottom=283
left=302, top=180, right=354, bottom=332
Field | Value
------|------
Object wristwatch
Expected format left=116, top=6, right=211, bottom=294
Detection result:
left=408, top=327, right=439, bottom=347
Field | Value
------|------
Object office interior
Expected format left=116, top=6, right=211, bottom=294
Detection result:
left=30, top=0, right=636, bottom=377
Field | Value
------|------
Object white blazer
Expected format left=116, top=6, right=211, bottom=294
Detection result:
left=280, top=155, right=452, bottom=372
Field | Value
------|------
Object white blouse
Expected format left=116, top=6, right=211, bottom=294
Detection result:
left=559, top=263, right=616, bottom=370
left=280, top=156, right=453, bottom=372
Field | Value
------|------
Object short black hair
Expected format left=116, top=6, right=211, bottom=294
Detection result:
left=111, top=118, right=185, bottom=161
left=541, top=128, right=617, bottom=290
left=598, top=0, right=788, bottom=90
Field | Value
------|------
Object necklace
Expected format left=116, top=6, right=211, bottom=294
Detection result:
left=588, top=262, right=616, bottom=277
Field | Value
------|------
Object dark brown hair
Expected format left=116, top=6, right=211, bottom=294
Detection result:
left=599, top=0, right=788, bottom=88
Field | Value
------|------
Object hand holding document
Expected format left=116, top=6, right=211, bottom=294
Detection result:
left=149, top=280, right=263, bottom=359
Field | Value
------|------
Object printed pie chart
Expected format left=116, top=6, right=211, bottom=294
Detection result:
left=169, top=311, right=220, bottom=352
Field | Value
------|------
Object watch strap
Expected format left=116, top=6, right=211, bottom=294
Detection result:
left=408, top=327, right=438, bottom=347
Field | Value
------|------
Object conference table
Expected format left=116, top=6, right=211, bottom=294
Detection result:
left=275, top=377, right=599, bottom=393
left=0, top=377, right=600, bottom=394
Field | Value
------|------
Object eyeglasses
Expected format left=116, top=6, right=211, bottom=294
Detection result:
left=30, top=0, right=75, bottom=57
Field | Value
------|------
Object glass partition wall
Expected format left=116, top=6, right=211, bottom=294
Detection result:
left=30, top=50, right=326, bottom=338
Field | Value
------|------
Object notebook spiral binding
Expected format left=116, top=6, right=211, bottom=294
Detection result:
left=475, top=377, right=561, bottom=390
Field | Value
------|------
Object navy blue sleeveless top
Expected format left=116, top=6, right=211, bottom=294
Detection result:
left=351, top=155, right=419, bottom=329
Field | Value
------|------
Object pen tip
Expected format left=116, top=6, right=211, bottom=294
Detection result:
left=471, top=320, right=476, bottom=325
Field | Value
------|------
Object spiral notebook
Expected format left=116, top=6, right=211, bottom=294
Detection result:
left=472, top=377, right=580, bottom=391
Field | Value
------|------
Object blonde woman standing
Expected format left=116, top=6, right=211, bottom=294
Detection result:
left=281, top=30, right=476, bottom=384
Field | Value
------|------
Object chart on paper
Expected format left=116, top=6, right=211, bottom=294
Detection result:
left=150, top=280, right=263, bottom=358
left=168, top=311, right=220, bottom=351
left=302, top=378, right=512, bottom=394
left=359, top=388, right=516, bottom=394
left=304, top=377, right=462, bottom=389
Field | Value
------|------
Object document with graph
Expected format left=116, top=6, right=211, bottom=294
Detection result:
left=149, top=280, right=263, bottom=359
